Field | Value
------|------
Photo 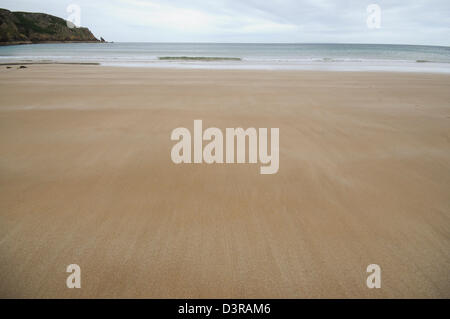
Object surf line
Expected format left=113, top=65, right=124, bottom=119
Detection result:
left=170, top=120, right=279, bottom=174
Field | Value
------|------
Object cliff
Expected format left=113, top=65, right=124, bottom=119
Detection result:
left=0, top=8, right=102, bottom=45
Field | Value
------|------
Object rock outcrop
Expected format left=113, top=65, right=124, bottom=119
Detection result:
left=0, top=8, right=101, bottom=45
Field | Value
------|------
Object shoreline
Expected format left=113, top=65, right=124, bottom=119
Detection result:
left=1, top=59, right=450, bottom=73
left=3, top=63, right=450, bottom=77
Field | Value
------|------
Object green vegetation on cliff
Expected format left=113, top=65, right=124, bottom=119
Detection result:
left=0, top=8, right=101, bottom=45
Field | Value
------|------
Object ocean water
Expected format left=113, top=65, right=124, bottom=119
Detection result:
left=1, top=42, right=450, bottom=72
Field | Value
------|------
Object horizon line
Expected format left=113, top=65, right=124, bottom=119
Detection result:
left=84, top=41, right=450, bottom=48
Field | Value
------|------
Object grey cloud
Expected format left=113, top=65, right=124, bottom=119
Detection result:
left=0, top=0, right=448, bottom=45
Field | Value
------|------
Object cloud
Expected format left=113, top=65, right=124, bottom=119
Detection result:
left=1, top=0, right=449, bottom=45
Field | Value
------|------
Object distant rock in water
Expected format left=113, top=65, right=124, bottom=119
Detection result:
left=0, top=8, right=102, bottom=45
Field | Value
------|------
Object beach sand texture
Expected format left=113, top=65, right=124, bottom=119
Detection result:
left=0, top=65, right=449, bottom=298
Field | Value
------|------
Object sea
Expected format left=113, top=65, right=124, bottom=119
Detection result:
left=1, top=42, right=450, bottom=73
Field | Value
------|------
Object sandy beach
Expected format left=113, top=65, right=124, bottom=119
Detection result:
left=0, top=65, right=449, bottom=298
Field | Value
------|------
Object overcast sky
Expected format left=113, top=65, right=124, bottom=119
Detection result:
left=1, top=0, right=449, bottom=45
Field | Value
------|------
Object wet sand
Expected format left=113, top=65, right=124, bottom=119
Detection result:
left=0, top=65, right=449, bottom=298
